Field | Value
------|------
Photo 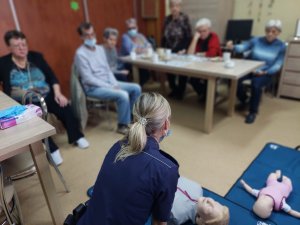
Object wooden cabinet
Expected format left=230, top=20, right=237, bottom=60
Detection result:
left=278, top=40, right=300, bottom=99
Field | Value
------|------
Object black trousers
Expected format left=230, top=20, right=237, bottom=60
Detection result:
left=40, top=93, right=84, bottom=153
left=190, top=78, right=207, bottom=97
left=167, top=74, right=188, bottom=97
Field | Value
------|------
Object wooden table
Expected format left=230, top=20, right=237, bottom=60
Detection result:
left=122, top=56, right=264, bottom=133
left=0, top=91, right=63, bottom=225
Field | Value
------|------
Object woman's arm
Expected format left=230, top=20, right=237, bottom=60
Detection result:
left=187, top=32, right=200, bottom=54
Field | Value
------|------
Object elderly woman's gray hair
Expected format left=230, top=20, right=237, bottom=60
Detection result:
left=103, top=27, right=119, bottom=39
left=170, top=0, right=182, bottom=5
left=265, top=19, right=282, bottom=32
left=126, top=18, right=137, bottom=27
left=195, top=18, right=212, bottom=29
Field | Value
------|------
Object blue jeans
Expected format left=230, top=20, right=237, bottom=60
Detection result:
left=86, top=81, right=141, bottom=125
left=237, top=73, right=272, bottom=114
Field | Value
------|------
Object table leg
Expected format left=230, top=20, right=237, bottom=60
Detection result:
left=228, top=79, right=237, bottom=116
left=29, top=141, right=63, bottom=225
left=204, top=78, right=216, bottom=134
left=132, top=65, right=140, bottom=84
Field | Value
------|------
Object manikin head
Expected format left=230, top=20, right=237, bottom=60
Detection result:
left=195, top=18, right=212, bottom=40
left=196, top=197, right=229, bottom=225
left=253, top=195, right=274, bottom=219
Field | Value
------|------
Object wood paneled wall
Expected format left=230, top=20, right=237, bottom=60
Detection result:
left=0, top=0, right=15, bottom=55
left=87, top=0, right=134, bottom=48
left=0, top=0, right=165, bottom=95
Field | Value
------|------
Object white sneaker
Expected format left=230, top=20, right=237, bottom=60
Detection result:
left=51, top=150, right=63, bottom=166
left=76, top=137, right=89, bottom=149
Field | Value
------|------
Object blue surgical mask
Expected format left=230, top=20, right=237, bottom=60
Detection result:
left=159, top=129, right=172, bottom=143
left=84, top=38, right=97, bottom=48
left=128, top=28, right=138, bottom=37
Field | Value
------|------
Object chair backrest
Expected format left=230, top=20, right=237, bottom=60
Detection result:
left=70, top=64, right=88, bottom=130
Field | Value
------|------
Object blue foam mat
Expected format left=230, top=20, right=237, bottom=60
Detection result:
left=226, top=143, right=300, bottom=225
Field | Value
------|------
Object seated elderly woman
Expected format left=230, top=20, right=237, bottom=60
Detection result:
left=187, top=18, right=222, bottom=100
left=0, top=30, right=89, bottom=165
left=226, top=19, right=286, bottom=124
left=102, top=27, right=129, bottom=81
left=120, top=18, right=152, bottom=86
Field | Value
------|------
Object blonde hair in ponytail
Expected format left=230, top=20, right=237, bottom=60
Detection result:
left=115, top=92, right=171, bottom=162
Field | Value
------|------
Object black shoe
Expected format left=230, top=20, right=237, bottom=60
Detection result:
left=236, top=102, right=248, bottom=111
left=176, top=92, right=184, bottom=100
left=245, top=113, right=256, bottom=124
left=168, top=91, right=177, bottom=98
left=116, top=124, right=129, bottom=135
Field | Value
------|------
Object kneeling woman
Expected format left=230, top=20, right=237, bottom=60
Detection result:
left=77, top=92, right=179, bottom=225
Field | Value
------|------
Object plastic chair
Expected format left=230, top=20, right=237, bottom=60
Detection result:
left=21, top=91, right=70, bottom=193
left=0, top=164, right=24, bottom=225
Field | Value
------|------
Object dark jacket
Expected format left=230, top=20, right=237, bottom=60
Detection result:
left=0, top=51, right=59, bottom=95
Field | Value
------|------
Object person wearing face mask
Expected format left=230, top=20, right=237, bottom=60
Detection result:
left=226, top=19, right=286, bottom=124
left=161, top=0, right=192, bottom=100
left=75, top=22, right=141, bottom=135
left=77, top=92, right=179, bottom=225
left=120, top=18, right=152, bottom=87
left=187, top=18, right=222, bottom=101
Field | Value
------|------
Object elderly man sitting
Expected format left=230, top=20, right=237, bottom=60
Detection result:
left=74, top=22, right=141, bottom=134
left=102, top=27, right=129, bottom=82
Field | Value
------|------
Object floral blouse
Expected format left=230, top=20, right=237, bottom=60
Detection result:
left=161, top=12, right=192, bottom=52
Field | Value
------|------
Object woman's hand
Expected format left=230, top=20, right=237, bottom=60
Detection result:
left=53, top=84, right=68, bottom=107
left=193, top=31, right=201, bottom=41
left=55, top=92, right=68, bottom=107
left=226, top=40, right=234, bottom=50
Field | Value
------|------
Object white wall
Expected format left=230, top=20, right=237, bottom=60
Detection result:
left=233, top=0, right=300, bottom=41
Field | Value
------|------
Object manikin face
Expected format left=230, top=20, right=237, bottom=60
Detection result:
left=9, top=38, right=28, bottom=59
left=265, top=27, right=280, bottom=42
left=170, top=2, right=181, bottom=17
left=104, top=35, right=117, bottom=49
left=197, top=25, right=211, bottom=40
left=196, top=197, right=224, bottom=224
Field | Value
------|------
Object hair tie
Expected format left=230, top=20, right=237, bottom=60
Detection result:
left=138, top=117, right=147, bottom=126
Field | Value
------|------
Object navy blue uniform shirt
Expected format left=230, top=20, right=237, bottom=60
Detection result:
left=77, top=136, right=179, bottom=225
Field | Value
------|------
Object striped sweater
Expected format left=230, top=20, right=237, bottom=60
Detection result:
left=234, top=36, right=286, bottom=75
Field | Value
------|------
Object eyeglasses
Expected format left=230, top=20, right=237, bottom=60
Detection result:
left=10, top=43, right=28, bottom=49
left=82, top=32, right=96, bottom=38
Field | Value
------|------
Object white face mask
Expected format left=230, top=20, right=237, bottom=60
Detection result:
left=128, top=28, right=138, bottom=37
left=84, top=38, right=97, bottom=48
